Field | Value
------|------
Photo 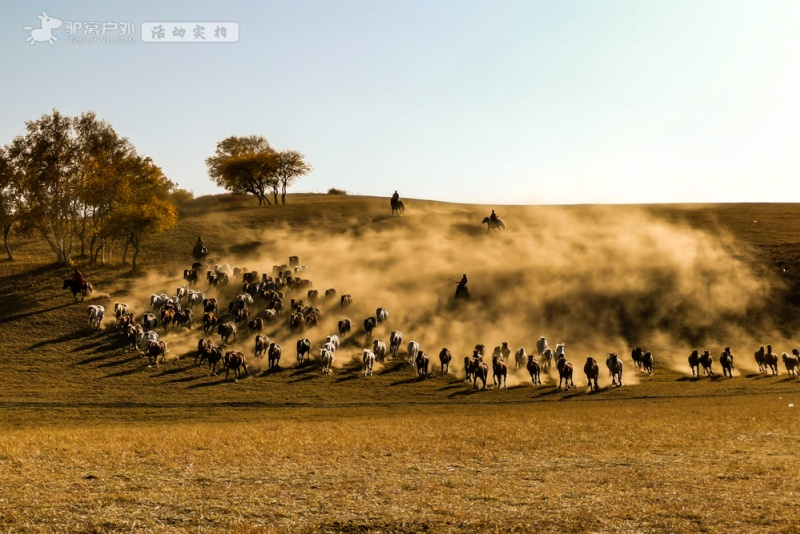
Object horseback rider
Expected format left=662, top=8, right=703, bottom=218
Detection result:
left=458, top=274, right=468, bottom=288
left=391, top=190, right=400, bottom=207
left=72, top=269, right=86, bottom=289
left=489, top=210, right=498, bottom=222
left=193, top=236, right=207, bottom=261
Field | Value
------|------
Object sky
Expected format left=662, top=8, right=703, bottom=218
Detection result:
left=1, top=1, right=799, bottom=205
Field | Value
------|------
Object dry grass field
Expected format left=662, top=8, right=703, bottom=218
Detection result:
left=1, top=194, right=799, bottom=533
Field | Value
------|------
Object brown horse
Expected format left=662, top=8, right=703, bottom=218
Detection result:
left=606, top=353, right=623, bottom=386
left=699, top=350, right=714, bottom=377
left=584, top=357, right=600, bottom=392
left=526, top=355, right=541, bottom=385
left=439, top=348, right=452, bottom=374
left=689, top=350, right=701, bottom=377
left=720, top=348, right=734, bottom=378
left=556, top=356, right=574, bottom=390
left=763, top=345, right=779, bottom=375
left=473, top=358, right=489, bottom=390
left=492, top=353, right=507, bottom=389
left=754, top=346, right=766, bottom=373
left=62, top=279, right=93, bottom=302
left=223, top=351, right=248, bottom=380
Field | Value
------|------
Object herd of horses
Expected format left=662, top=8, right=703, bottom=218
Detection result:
left=62, top=222, right=800, bottom=389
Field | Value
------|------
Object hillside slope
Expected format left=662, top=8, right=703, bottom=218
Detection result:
left=1, top=194, right=799, bottom=423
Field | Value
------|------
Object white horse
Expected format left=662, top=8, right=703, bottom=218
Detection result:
left=321, top=349, right=334, bottom=374
left=390, top=331, right=403, bottom=358
left=536, top=336, right=549, bottom=356
left=150, top=293, right=169, bottom=310
left=372, top=339, right=387, bottom=362
left=187, top=290, right=205, bottom=308
left=407, top=341, right=420, bottom=364
left=363, top=349, right=376, bottom=376
left=87, top=305, right=105, bottom=330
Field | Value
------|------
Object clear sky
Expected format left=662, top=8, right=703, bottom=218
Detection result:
left=2, top=1, right=799, bottom=204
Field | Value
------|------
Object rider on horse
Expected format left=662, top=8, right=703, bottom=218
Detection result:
left=391, top=190, right=400, bottom=205
left=73, top=269, right=86, bottom=290
left=490, top=210, right=498, bottom=222
left=193, top=236, right=208, bottom=261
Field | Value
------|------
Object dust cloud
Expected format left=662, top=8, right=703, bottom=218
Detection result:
left=114, top=203, right=786, bottom=379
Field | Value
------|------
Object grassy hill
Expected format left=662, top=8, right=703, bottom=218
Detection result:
left=1, top=193, right=799, bottom=417
left=1, top=194, right=799, bottom=532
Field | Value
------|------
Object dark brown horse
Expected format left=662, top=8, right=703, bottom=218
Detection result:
left=526, top=355, right=541, bottom=385
left=556, top=355, right=574, bottom=390
left=439, top=348, right=452, bottom=374
left=62, top=279, right=93, bottom=302
left=584, top=357, right=599, bottom=392
left=473, top=358, right=489, bottom=390
left=689, top=350, right=701, bottom=377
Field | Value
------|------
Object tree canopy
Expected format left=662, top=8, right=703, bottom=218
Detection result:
left=5, top=110, right=179, bottom=267
left=206, top=135, right=310, bottom=205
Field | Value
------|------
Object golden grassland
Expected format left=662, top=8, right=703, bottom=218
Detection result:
left=1, top=194, right=800, bottom=532
left=1, top=398, right=799, bottom=533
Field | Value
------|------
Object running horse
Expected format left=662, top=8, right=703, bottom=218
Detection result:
left=391, top=198, right=405, bottom=216
left=482, top=217, right=506, bottom=231
left=62, top=279, right=93, bottom=302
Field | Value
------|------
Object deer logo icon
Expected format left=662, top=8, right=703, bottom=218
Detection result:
left=24, top=12, right=63, bottom=45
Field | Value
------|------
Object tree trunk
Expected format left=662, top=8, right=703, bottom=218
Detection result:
left=122, top=240, right=129, bottom=265
left=3, top=223, right=13, bottom=261
left=130, top=234, right=140, bottom=271
left=89, top=234, right=98, bottom=264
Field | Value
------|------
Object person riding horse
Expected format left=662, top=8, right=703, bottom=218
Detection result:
left=192, top=236, right=209, bottom=262
left=391, top=191, right=400, bottom=204
left=454, top=274, right=470, bottom=300
left=72, top=269, right=86, bottom=290
left=489, top=210, right=498, bottom=222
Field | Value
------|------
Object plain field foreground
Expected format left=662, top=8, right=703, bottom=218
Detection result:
left=1, top=194, right=799, bottom=533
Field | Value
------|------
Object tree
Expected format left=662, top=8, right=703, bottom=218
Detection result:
left=7, top=109, right=180, bottom=267
left=206, top=136, right=278, bottom=205
left=8, top=110, right=81, bottom=264
left=275, top=150, right=312, bottom=204
left=0, top=146, right=19, bottom=260
left=104, top=156, right=177, bottom=270
left=207, top=136, right=311, bottom=205
left=72, top=112, right=135, bottom=263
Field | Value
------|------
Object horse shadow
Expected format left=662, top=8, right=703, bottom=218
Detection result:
left=450, top=222, right=485, bottom=237
left=153, top=364, right=194, bottom=378
left=531, top=387, right=563, bottom=398
left=162, top=374, right=204, bottom=385
left=390, top=376, right=423, bottom=386
left=257, top=365, right=286, bottom=377
left=290, top=361, right=319, bottom=377
left=102, top=366, right=148, bottom=379
left=6, top=301, right=78, bottom=328
left=745, top=373, right=769, bottom=379
left=289, top=373, right=319, bottom=383
left=560, top=390, right=585, bottom=400
left=73, top=351, right=119, bottom=366
left=96, top=355, right=141, bottom=368
left=379, top=360, right=409, bottom=375
left=28, top=328, right=86, bottom=349
left=676, top=376, right=701, bottom=382
left=447, top=387, right=485, bottom=398
left=186, top=379, right=228, bottom=389
left=436, top=382, right=464, bottom=392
